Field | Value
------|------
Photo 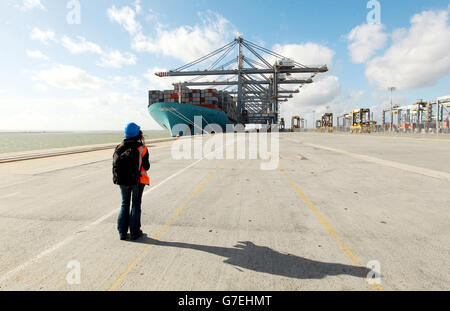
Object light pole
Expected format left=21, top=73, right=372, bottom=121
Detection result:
left=312, top=110, right=316, bottom=129
left=326, top=106, right=330, bottom=128
left=388, top=87, right=396, bottom=132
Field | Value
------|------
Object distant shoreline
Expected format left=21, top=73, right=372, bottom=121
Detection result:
left=0, top=130, right=167, bottom=134
left=0, top=131, right=171, bottom=154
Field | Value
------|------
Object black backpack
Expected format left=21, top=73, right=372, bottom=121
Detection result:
left=112, top=144, right=141, bottom=186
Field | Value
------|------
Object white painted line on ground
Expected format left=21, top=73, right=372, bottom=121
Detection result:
left=305, top=143, right=450, bottom=182
left=72, top=154, right=171, bottom=180
left=0, top=138, right=178, bottom=164
left=68, top=145, right=173, bottom=179
left=0, top=235, right=78, bottom=286
left=0, top=181, right=28, bottom=190
left=72, top=171, right=105, bottom=179
left=0, top=159, right=202, bottom=284
left=142, top=136, right=240, bottom=197
left=0, top=192, right=20, bottom=199
left=0, top=136, right=234, bottom=285
left=88, top=156, right=212, bottom=227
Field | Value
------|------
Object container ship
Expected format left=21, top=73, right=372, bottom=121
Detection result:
left=148, top=86, right=238, bottom=137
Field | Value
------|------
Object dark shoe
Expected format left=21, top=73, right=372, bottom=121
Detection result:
left=120, top=234, right=128, bottom=240
left=130, top=230, right=143, bottom=240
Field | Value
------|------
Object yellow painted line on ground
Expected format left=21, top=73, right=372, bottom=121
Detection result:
left=278, top=166, right=384, bottom=291
left=304, top=132, right=450, bottom=143
left=107, top=162, right=223, bottom=291
left=305, top=143, right=450, bottom=182
left=359, top=134, right=450, bottom=143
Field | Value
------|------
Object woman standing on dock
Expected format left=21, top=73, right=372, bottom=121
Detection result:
left=113, top=123, right=150, bottom=240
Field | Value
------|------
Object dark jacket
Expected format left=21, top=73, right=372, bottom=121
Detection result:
left=122, top=138, right=150, bottom=171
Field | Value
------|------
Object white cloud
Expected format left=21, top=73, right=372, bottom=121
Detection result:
left=19, top=0, right=45, bottom=11
left=0, top=93, right=160, bottom=131
left=108, top=75, right=142, bottom=90
left=61, top=36, right=103, bottom=54
left=146, top=9, right=156, bottom=22
left=279, top=75, right=341, bottom=125
left=107, top=5, right=141, bottom=35
left=107, top=4, right=237, bottom=63
left=131, top=11, right=238, bottom=62
left=278, top=77, right=340, bottom=128
left=366, top=91, right=408, bottom=123
left=26, top=50, right=49, bottom=60
left=257, top=41, right=340, bottom=125
left=251, top=40, right=336, bottom=118
left=33, top=64, right=103, bottom=90
left=97, top=50, right=137, bottom=68
left=293, top=75, right=341, bottom=108
left=346, top=24, right=388, bottom=63
left=30, top=27, right=55, bottom=44
left=143, top=67, right=178, bottom=90
left=133, top=0, right=142, bottom=14
left=272, top=42, right=335, bottom=67
left=60, top=35, right=136, bottom=69
left=365, top=8, right=450, bottom=90
left=346, top=90, right=365, bottom=103
left=34, top=83, right=49, bottom=92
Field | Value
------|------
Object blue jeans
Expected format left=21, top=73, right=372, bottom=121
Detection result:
left=118, top=183, right=146, bottom=237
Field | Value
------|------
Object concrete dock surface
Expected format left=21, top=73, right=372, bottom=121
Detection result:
left=0, top=133, right=449, bottom=291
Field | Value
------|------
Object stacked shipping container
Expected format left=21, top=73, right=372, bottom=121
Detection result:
left=148, top=86, right=238, bottom=122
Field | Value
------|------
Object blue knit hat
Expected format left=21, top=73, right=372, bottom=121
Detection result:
left=125, top=122, right=140, bottom=138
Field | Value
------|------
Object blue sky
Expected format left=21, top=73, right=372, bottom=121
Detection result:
left=0, top=0, right=449, bottom=130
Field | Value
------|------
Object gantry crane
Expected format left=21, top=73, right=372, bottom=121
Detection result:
left=291, top=116, right=301, bottom=129
left=291, top=116, right=305, bottom=132
left=320, top=113, right=333, bottom=132
left=336, top=113, right=351, bottom=132
left=350, top=108, right=372, bottom=133
left=315, top=119, right=322, bottom=131
left=279, top=118, right=286, bottom=131
left=437, top=95, right=450, bottom=133
left=155, top=37, right=328, bottom=125
left=383, top=101, right=428, bottom=132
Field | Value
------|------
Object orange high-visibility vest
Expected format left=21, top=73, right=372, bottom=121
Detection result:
left=138, top=146, right=150, bottom=185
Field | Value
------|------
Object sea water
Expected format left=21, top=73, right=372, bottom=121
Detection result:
left=0, top=131, right=170, bottom=154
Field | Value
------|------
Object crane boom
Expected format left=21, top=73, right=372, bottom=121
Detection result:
left=155, top=67, right=327, bottom=77
left=155, top=36, right=329, bottom=124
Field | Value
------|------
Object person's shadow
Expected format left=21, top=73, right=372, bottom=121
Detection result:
left=134, top=235, right=370, bottom=280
